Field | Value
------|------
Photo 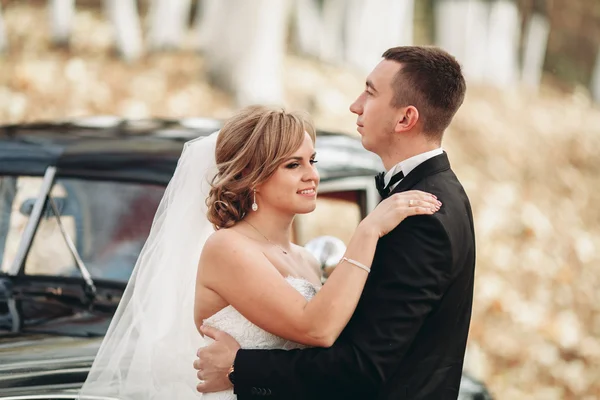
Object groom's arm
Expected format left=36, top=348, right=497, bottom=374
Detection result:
left=233, top=215, right=454, bottom=399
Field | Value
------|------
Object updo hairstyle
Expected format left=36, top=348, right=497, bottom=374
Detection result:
left=206, top=105, right=316, bottom=229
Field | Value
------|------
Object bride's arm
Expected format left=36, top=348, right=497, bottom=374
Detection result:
left=197, top=223, right=376, bottom=348
left=195, top=190, right=440, bottom=348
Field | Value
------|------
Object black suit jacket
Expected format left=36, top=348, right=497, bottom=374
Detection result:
left=233, top=153, right=476, bottom=400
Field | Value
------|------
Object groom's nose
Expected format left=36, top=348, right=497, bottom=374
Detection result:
left=350, top=94, right=364, bottom=115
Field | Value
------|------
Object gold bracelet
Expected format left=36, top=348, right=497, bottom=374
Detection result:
left=341, top=257, right=371, bottom=273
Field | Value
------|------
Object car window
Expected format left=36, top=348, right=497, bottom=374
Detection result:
left=0, top=176, right=165, bottom=282
left=1, top=176, right=367, bottom=280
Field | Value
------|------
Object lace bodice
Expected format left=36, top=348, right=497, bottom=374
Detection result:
left=200, top=277, right=319, bottom=399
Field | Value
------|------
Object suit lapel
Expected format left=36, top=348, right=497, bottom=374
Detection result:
left=389, top=152, right=451, bottom=195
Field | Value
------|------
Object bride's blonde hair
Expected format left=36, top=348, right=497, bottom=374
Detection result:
left=207, top=105, right=316, bottom=229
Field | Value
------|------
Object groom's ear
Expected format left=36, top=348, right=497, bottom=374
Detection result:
left=394, top=106, right=419, bottom=133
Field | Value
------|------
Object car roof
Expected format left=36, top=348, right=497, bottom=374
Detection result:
left=0, top=117, right=382, bottom=184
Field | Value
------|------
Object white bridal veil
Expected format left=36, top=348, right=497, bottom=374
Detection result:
left=79, top=132, right=219, bottom=399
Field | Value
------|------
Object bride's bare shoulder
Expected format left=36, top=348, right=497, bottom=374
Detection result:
left=201, top=228, right=256, bottom=263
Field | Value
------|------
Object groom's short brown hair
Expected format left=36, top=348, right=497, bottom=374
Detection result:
left=382, top=46, right=466, bottom=140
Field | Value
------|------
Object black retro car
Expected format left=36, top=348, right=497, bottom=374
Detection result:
left=0, top=117, right=492, bottom=399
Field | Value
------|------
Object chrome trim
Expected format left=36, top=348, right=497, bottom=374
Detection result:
left=0, top=367, right=88, bottom=382
left=0, top=356, right=94, bottom=371
left=318, top=176, right=379, bottom=214
left=6, top=298, right=20, bottom=333
left=48, top=196, right=96, bottom=297
left=0, top=395, right=120, bottom=400
left=7, top=166, right=57, bottom=275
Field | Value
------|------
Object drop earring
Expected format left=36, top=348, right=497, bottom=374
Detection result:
left=252, top=189, right=258, bottom=211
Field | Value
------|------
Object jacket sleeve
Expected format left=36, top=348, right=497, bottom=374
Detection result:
left=232, top=215, right=453, bottom=399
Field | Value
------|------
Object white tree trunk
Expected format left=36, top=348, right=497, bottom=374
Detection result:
left=434, top=0, right=470, bottom=66
left=49, top=0, right=75, bottom=47
left=462, top=0, right=491, bottom=82
left=318, top=0, right=346, bottom=63
left=485, top=0, right=520, bottom=86
left=293, top=0, right=322, bottom=57
left=591, top=47, right=600, bottom=103
left=396, top=0, right=414, bottom=47
left=104, top=0, right=143, bottom=61
left=291, top=0, right=348, bottom=64
left=345, top=0, right=414, bottom=73
left=521, top=13, right=549, bottom=89
left=344, top=0, right=366, bottom=68
left=148, top=0, right=192, bottom=50
left=0, top=4, right=6, bottom=53
left=194, top=0, right=223, bottom=51
left=203, top=0, right=291, bottom=106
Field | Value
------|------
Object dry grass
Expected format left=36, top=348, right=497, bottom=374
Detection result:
left=1, top=4, right=600, bottom=399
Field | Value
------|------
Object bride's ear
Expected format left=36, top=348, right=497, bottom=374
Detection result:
left=237, top=167, right=252, bottom=182
left=240, top=167, right=252, bottom=177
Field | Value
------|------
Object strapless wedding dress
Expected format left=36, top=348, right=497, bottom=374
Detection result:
left=200, top=276, right=319, bottom=400
left=79, top=277, right=318, bottom=400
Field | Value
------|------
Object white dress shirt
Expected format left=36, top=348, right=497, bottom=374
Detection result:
left=384, top=148, right=444, bottom=191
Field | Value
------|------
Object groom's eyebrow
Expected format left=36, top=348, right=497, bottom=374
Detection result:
left=366, top=80, right=378, bottom=93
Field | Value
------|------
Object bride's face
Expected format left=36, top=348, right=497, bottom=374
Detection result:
left=256, top=132, right=319, bottom=215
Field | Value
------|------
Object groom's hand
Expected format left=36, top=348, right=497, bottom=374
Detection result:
left=194, top=325, right=241, bottom=393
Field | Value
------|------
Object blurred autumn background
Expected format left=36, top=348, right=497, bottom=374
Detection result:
left=1, top=0, right=600, bottom=398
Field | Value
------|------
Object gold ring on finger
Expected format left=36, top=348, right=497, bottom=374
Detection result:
left=409, top=199, right=414, bottom=207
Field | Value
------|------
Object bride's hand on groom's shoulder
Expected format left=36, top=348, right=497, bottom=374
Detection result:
left=363, top=190, right=442, bottom=237
left=194, top=325, right=241, bottom=393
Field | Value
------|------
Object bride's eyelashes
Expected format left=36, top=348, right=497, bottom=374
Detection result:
left=285, top=159, right=318, bottom=169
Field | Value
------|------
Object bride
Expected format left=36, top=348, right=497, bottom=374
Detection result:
left=78, top=105, right=440, bottom=399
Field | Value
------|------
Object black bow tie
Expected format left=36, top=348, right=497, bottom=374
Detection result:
left=375, top=170, right=405, bottom=198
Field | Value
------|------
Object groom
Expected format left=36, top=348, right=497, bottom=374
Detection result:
left=195, top=46, right=475, bottom=400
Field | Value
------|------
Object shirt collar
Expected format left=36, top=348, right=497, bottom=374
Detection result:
left=384, top=147, right=444, bottom=187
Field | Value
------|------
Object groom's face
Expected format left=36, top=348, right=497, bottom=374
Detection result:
left=350, top=60, right=402, bottom=157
